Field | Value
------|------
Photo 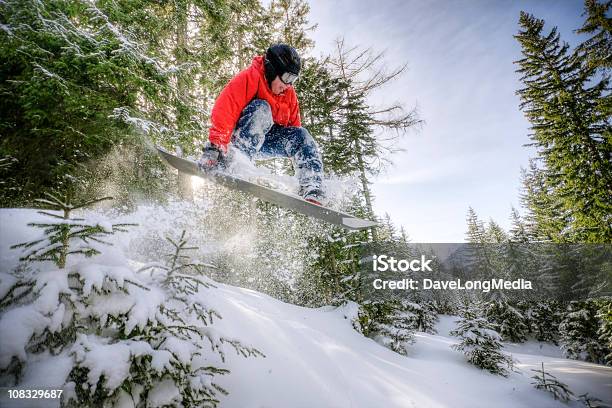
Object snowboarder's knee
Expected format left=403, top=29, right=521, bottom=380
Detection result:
left=237, top=99, right=273, bottom=141
left=296, top=128, right=316, bottom=147
left=246, top=99, right=272, bottom=117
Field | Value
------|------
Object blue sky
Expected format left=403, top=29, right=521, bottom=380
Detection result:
left=306, top=0, right=586, bottom=242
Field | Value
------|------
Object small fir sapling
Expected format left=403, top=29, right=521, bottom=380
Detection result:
left=10, top=193, right=133, bottom=269
left=578, top=393, right=604, bottom=408
left=530, top=362, right=574, bottom=402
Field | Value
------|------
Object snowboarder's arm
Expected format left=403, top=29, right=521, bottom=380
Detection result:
left=208, top=69, right=258, bottom=152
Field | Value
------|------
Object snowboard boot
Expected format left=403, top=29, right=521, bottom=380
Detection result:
left=300, top=186, right=325, bottom=206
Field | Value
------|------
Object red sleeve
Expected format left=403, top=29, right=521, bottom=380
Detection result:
left=288, top=91, right=302, bottom=127
left=208, top=68, right=258, bottom=152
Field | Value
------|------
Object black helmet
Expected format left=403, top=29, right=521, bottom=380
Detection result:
left=264, top=44, right=301, bottom=84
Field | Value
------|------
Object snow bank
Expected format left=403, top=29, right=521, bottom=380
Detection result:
left=200, top=286, right=611, bottom=408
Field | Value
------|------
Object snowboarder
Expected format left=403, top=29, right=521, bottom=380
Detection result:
left=198, top=44, right=325, bottom=205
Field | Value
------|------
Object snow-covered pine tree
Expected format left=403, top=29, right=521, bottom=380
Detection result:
left=529, top=300, right=562, bottom=344
left=530, top=362, right=574, bottom=402
left=295, top=219, right=370, bottom=308
left=401, top=299, right=438, bottom=334
left=431, top=294, right=461, bottom=316
left=450, top=302, right=514, bottom=376
left=596, top=298, right=612, bottom=366
left=420, top=300, right=440, bottom=334
left=516, top=300, right=534, bottom=337
left=370, top=300, right=416, bottom=356
left=0, top=156, right=18, bottom=205
left=465, top=208, right=495, bottom=280
left=485, top=299, right=528, bottom=343
left=0, top=0, right=172, bottom=205
left=10, top=193, right=130, bottom=269
left=485, top=219, right=509, bottom=244
left=509, top=207, right=531, bottom=242
left=559, top=299, right=608, bottom=364
left=1, top=198, right=262, bottom=407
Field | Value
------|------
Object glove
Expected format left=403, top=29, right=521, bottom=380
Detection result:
left=198, top=142, right=226, bottom=171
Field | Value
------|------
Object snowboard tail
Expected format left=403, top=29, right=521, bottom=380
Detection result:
left=157, top=146, right=378, bottom=231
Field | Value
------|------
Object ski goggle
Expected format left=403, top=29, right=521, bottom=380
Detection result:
left=280, top=71, right=298, bottom=85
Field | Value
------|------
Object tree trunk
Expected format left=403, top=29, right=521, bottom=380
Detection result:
left=355, top=141, right=378, bottom=241
left=175, top=4, right=193, bottom=201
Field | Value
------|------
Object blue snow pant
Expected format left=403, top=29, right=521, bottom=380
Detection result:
left=231, top=99, right=323, bottom=192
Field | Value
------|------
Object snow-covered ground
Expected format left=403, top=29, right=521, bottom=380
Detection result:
left=1, top=208, right=610, bottom=408
left=200, top=289, right=612, bottom=408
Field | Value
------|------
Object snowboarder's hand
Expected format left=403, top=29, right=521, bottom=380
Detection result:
left=198, top=143, right=225, bottom=171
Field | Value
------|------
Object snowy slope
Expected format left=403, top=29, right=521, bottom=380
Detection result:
left=1, top=208, right=610, bottom=408
left=198, top=288, right=612, bottom=408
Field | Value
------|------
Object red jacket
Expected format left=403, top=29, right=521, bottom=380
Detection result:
left=208, top=56, right=301, bottom=152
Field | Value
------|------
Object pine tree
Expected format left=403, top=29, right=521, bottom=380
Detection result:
left=326, top=38, right=421, bottom=226
left=0, top=0, right=171, bottom=204
left=509, top=207, right=530, bottom=243
left=450, top=302, right=514, bottom=376
left=576, top=0, right=612, bottom=70
left=485, top=300, right=528, bottom=343
left=559, top=299, right=608, bottom=363
left=296, top=225, right=369, bottom=307
left=483, top=220, right=510, bottom=294
left=465, top=207, right=496, bottom=280
left=371, top=300, right=416, bottom=356
left=530, top=362, right=574, bottom=402
left=268, top=0, right=316, bottom=54
left=519, top=161, right=568, bottom=242
left=466, top=207, right=487, bottom=244
left=595, top=297, right=612, bottom=365
left=530, top=301, right=562, bottom=344
left=515, top=11, right=612, bottom=242
left=403, top=299, right=439, bottom=334
left=1, top=207, right=262, bottom=407
left=10, top=193, right=132, bottom=269
left=103, top=0, right=235, bottom=199
left=399, top=226, right=411, bottom=246
left=295, top=57, right=344, bottom=151
left=485, top=220, right=508, bottom=244
left=229, top=0, right=274, bottom=70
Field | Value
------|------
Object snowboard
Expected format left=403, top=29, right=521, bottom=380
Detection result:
left=157, top=146, right=378, bottom=231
